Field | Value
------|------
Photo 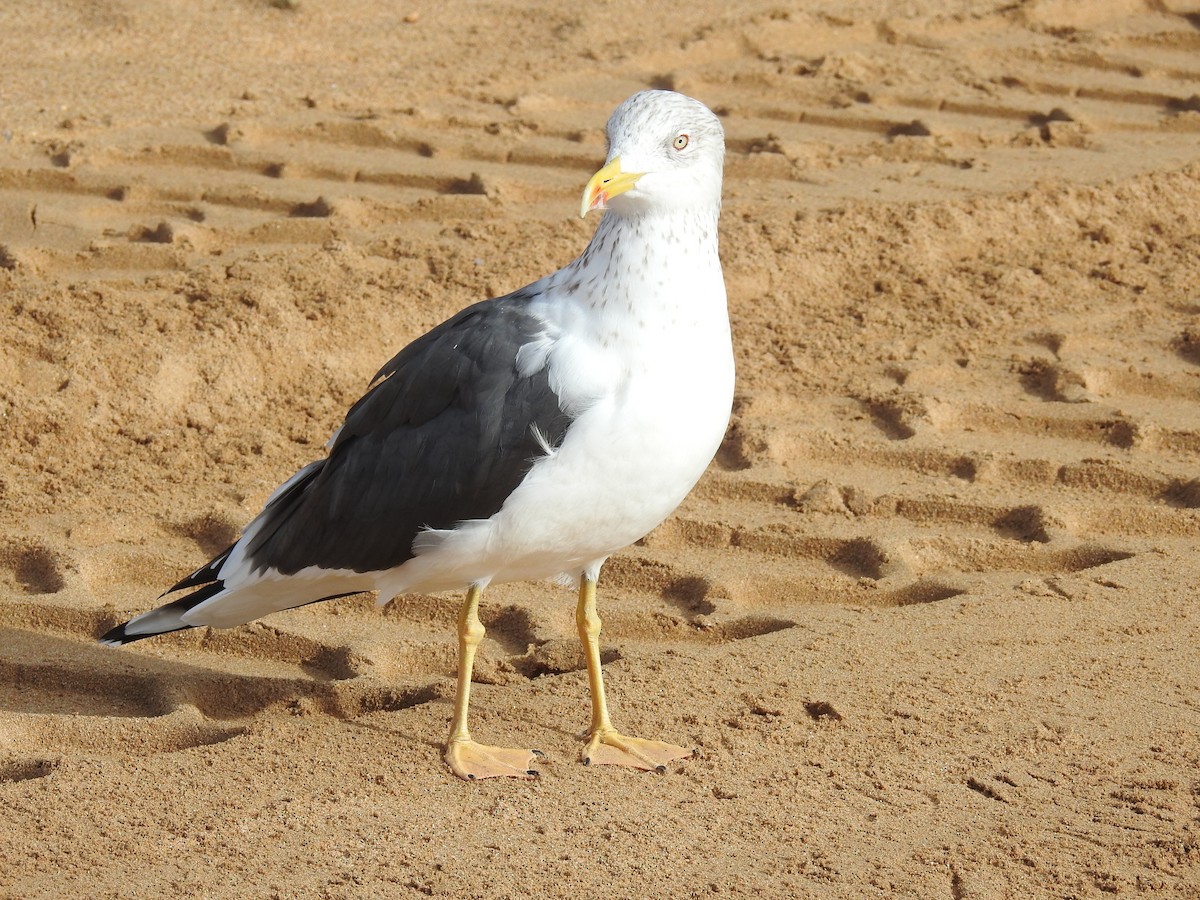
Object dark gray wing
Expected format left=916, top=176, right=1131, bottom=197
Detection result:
left=241, top=291, right=572, bottom=575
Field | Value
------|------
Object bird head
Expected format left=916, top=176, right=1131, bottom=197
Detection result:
left=580, top=90, right=725, bottom=219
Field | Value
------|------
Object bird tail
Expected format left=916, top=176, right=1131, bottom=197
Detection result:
left=98, top=460, right=358, bottom=646
left=99, top=581, right=226, bottom=645
left=98, top=545, right=234, bottom=646
left=98, top=460, right=320, bottom=646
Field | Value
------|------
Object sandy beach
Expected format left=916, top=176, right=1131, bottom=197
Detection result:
left=2, top=1, right=1199, bottom=896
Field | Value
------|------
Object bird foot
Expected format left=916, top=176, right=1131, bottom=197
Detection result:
left=581, top=728, right=693, bottom=773
left=445, top=739, right=543, bottom=781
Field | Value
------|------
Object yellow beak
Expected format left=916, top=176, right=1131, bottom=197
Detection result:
left=580, top=157, right=643, bottom=218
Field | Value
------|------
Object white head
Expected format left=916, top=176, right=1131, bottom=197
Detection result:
left=581, top=90, right=725, bottom=219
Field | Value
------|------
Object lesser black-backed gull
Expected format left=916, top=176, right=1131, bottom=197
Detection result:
left=101, top=90, right=735, bottom=781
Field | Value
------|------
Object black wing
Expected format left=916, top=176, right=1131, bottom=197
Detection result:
left=240, top=292, right=573, bottom=576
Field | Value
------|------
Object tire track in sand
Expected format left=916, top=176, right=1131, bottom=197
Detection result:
left=1, top=1, right=1196, bottom=771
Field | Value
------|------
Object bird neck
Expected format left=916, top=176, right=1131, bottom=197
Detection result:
left=570, top=207, right=722, bottom=304
left=544, top=207, right=727, bottom=356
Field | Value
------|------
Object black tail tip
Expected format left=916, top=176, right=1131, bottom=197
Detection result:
left=99, top=618, right=197, bottom=646
left=98, top=622, right=144, bottom=646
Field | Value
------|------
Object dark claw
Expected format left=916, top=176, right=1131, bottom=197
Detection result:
left=467, top=773, right=476, bottom=781
left=654, top=765, right=667, bottom=775
left=583, top=756, right=592, bottom=766
left=532, top=749, right=547, bottom=760
left=526, top=769, right=540, bottom=778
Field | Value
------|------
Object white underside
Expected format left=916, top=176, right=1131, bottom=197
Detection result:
left=137, top=210, right=734, bottom=634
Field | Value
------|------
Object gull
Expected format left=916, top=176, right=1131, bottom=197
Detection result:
left=101, top=90, right=734, bottom=780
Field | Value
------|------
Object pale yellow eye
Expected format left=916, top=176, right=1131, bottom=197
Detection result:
left=673, top=133, right=689, bottom=151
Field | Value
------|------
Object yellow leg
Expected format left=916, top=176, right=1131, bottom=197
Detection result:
left=576, top=574, right=693, bottom=772
left=444, top=584, right=541, bottom=781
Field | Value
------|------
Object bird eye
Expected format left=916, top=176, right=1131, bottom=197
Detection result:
left=672, top=134, right=689, bottom=151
